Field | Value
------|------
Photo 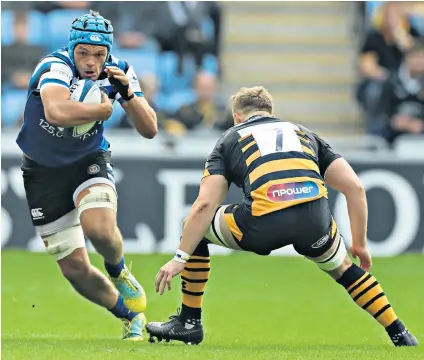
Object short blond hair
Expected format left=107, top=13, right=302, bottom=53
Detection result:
left=231, top=86, right=273, bottom=115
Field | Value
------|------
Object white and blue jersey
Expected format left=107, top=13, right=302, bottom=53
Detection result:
left=16, top=47, right=144, bottom=167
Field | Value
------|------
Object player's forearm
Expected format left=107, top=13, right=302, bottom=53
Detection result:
left=359, top=58, right=387, bottom=79
left=123, top=95, right=158, bottom=139
left=45, top=100, right=108, bottom=127
left=179, top=201, right=217, bottom=255
left=345, top=185, right=368, bottom=248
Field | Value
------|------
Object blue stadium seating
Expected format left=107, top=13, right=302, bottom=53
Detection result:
left=27, top=11, right=44, bottom=45
left=45, top=9, right=89, bottom=51
left=158, top=52, right=197, bottom=94
left=1, top=10, right=14, bottom=45
left=1, top=10, right=44, bottom=46
left=1, top=9, right=220, bottom=128
left=365, top=1, right=382, bottom=19
left=1, top=90, right=28, bottom=127
left=202, top=54, right=218, bottom=75
left=202, top=17, right=215, bottom=41
left=158, top=51, right=218, bottom=94
left=111, top=48, right=159, bottom=76
left=155, top=89, right=196, bottom=114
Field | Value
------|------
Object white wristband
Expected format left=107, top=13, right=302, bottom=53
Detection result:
left=173, top=249, right=190, bottom=263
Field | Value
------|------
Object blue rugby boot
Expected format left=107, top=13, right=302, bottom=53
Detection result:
left=110, top=263, right=147, bottom=313
left=122, top=313, right=147, bottom=341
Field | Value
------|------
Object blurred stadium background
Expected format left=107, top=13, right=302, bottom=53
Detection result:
left=1, top=1, right=424, bottom=359
left=3, top=0, right=424, bottom=257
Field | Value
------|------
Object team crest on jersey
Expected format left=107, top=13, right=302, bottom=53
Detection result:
left=267, top=181, right=319, bottom=202
left=87, top=164, right=100, bottom=174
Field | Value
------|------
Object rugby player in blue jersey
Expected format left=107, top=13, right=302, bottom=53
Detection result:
left=16, top=10, right=157, bottom=340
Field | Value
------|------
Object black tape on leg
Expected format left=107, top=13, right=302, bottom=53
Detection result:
left=192, top=239, right=210, bottom=257
left=336, top=264, right=366, bottom=288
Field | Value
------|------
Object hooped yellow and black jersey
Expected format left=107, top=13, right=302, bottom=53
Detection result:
left=202, top=115, right=341, bottom=216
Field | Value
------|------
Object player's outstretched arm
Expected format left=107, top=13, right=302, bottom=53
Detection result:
left=324, top=158, right=371, bottom=270
left=106, top=66, right=158, bottom=139
left=41, top=85, right=113, bottom=127
left=180, top=174, right=228, bottom=255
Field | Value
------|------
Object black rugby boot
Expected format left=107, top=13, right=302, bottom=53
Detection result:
left=390, top=329, right=418, bottom=347
left=146, top=309, right=204, bottom=345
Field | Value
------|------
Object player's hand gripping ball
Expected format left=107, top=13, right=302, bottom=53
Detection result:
left=59, top=79, right=102, bottom=137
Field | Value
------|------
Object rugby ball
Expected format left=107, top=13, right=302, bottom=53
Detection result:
left=66, top=79, right=102, bottom=137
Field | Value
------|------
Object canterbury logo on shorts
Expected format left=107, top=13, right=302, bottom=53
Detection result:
left=266, top=181, right=319, bottom=202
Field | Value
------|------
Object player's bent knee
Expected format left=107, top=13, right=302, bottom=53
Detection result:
left=76, top=185, right=117, bottom=218
left=58, top=249, right=91, bottom=281
left=84, top=222, right=118, bottom=245
left=307, top=230, right=347, bottom=272
left=204, top=205, right=243, bottom=250
left=42, top=225, right=86, bottom=261
left=77, top=185, right=120, bottom=244
left=328, top=255, right=353, bottom=279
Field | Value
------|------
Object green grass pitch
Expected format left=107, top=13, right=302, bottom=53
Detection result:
left=2, top=251, right=423, bottom=359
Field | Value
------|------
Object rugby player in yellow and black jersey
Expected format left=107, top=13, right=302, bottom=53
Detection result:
left=147, top=86, right=417, bottom=347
